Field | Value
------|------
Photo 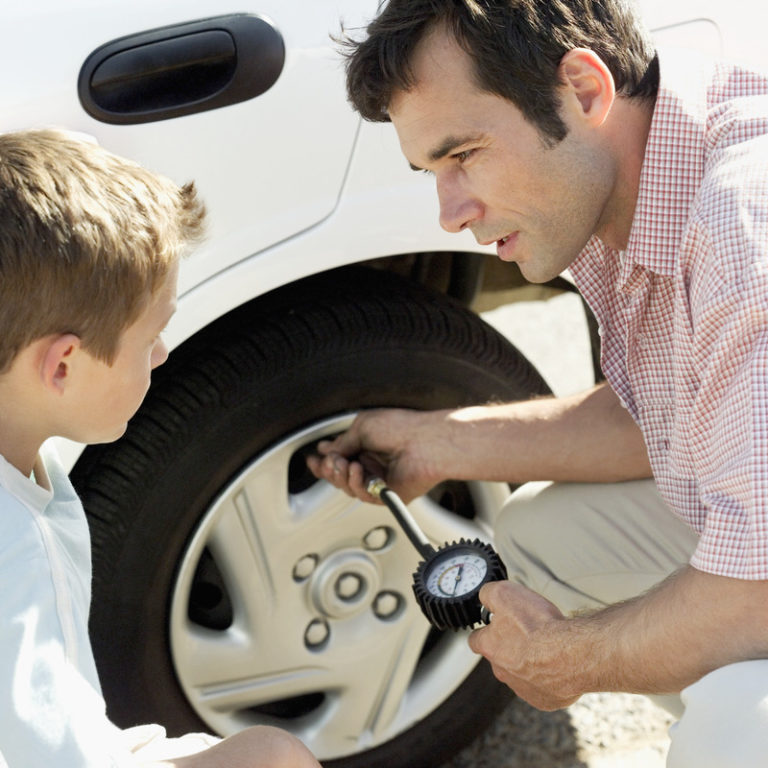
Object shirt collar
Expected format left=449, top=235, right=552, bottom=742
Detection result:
left=0, top=450, right=53, bottom=512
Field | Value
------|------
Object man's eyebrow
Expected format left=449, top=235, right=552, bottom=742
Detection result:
left=408, top=135, right=480, bottom=172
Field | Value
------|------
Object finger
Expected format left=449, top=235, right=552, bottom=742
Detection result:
left=307, top=452, right=379, bottom=503
left=357, top=452, right=387, bottom=481
left=305, top=452, right=324, bottom=478
left=348, top=461, right=380, bottom=502
left=310, top=452, right=351, bottom=489
left=477, top=580, right=505, bottom=611
left=314, top=439, right=336, bottom=456
left=322, top=425, right=365, bottom=457
left=488, top=660, right=516, bottom=691
left=467, top=623, right=491, bottom=656
left=306, top=444, right=343, bottom=482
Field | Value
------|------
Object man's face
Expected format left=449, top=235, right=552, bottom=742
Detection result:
left=388, top=27, right=617, bottom=283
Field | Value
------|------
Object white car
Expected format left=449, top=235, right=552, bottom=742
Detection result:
left=1, top=1, right=763, bottom=766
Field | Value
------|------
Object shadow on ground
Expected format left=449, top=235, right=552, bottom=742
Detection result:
left=445, top=695, right=588, bottom=768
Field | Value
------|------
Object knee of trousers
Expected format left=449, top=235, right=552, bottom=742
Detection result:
left=494, top=481, right=561, bottom=577
left=666, top=660, right=768, bottom=768
left=492, top=478, right=687, bottom=613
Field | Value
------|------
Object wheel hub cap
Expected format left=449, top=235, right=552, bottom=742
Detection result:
left=309, top=549, right=381, bottom=619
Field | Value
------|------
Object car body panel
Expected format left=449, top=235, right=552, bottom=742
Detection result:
left=3, top=0, right=767, bottom=472
left=3, top=0, right=366, bottom=293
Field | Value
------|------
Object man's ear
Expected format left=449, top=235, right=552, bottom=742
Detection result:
left=558, top=48, right=615, bottom=126
left=40, top=334, right=82, bottom=394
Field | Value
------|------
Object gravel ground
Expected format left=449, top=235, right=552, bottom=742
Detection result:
left=445, top=691, right=673, bottom=767
left=464, top=293, right=674, bottom=767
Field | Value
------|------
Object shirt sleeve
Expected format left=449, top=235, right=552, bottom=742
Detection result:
left=685, top=139, right=768, bottom=578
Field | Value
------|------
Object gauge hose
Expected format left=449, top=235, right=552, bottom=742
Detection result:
left=366, top=477, right=435, bottom=560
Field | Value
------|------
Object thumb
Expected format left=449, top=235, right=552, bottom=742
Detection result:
left=316, top=429, right=362, bottom=458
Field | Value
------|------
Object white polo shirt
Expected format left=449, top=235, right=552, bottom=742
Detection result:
left=0, top=442, right=125, bottom=766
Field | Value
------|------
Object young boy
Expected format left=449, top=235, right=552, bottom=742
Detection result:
left=0, top=129, right=320, bottom=768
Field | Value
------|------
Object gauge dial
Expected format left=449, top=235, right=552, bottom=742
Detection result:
left=412, top=538, right=508, bottom=631
left=426, top=551, right=489, bottom=597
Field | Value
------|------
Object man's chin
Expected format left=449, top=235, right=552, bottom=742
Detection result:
left=515, top=261, right=561, bottom=284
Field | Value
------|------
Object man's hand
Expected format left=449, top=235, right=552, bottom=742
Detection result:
left=306, top=408, right=451, bottom=503
left=468, top=581, right=585, bottom=710
left=470, top=568, right=768, bottom=710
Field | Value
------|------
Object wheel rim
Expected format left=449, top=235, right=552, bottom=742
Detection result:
left=169, top=414, right=510, bottom=761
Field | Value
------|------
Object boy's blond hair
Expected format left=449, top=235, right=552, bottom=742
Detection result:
left=0, top=129, right=205, bottom=373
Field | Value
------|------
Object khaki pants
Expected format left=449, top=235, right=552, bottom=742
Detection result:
left=495, top=479, right=768, bottom=768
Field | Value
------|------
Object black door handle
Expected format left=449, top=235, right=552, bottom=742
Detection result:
left=79, top=14, right=285, bottom=124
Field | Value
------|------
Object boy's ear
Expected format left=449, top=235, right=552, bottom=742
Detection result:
left=40, top=334, right=82, bottom=393
left=558, top=48, right=616, bottom=126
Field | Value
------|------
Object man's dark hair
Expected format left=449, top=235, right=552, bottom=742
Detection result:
left=342, top=0, right=658, bottom=144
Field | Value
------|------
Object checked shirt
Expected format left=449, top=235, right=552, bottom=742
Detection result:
left=570, top=50, right=768, bottom=579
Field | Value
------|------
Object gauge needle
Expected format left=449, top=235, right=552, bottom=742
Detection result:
left=452, top=565, right=464, bottom=595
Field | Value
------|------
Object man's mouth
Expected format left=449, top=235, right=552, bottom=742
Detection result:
left=495, top=232, right=519, bottom=261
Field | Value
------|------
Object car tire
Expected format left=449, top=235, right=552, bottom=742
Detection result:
left=71, top=265, right=552, bottom=767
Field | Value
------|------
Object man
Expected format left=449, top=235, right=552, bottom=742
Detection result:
left=307, top=1, right=768, bottom=765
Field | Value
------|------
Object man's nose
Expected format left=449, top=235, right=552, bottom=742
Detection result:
left=437, top=177, right=482, bottom=234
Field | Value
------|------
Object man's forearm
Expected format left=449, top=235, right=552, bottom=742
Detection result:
left=446, top=381, right=652, bottom=485
left=576, top=566, right=768, bottom=695
left=308, top=381, right=651, bottom=503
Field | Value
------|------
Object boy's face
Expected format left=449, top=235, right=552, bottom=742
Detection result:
left=69, top=260, right=179, bottom=444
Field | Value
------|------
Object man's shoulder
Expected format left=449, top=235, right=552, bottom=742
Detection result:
left=696, top=77, right=768, bottom=228
left=703, top=64, right=768, bottom=159
left=656, top=50, right=768, bottom=146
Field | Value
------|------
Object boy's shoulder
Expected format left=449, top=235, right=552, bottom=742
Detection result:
left=0, top=443, right=83, bottom=548
left=0, top=459, right=50, bottom=576
left=0, top=446, right=52, bottom=503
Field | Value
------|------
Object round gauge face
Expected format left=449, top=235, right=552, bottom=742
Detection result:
left=425, top=550, right=489, bottom=598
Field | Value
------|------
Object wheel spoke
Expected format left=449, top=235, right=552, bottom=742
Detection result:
left=187, top=646, right=331, bottom=712
left=175, top=617, right=322, bottom=699
left=315, top=608, right=433, bottom=748
left=174, top=622, right=261, bottom=692
left=206, top=502, right=276, bottom=620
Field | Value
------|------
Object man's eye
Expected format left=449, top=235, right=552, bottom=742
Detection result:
left=454, top=149, right=474, bottom=164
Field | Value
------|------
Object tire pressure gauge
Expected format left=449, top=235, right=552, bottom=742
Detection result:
left=367, top=478, right=507, bottom=631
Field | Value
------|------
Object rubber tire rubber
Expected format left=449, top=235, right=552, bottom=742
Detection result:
left=71, top=265, right=552, bottom=768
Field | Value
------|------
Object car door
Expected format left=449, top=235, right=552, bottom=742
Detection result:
left=1, top=0, right=365, bottom=293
